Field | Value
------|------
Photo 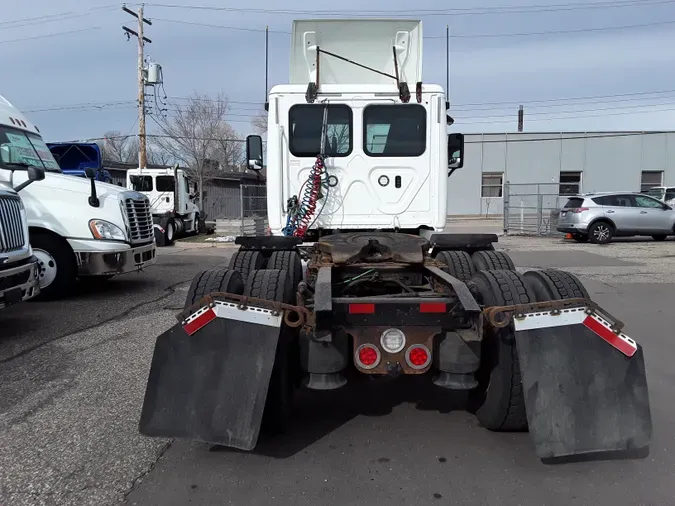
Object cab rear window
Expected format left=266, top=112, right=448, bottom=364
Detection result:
left=563, top=198, right=584, bottom=208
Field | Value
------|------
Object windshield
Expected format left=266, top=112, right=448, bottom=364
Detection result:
left=0, top=125, right=61, bottom=172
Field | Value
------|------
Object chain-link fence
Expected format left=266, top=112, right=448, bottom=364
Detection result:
left=240, top=184, right=268, bottom=236
left=208, top=183, right=268, bottom=237
left=503, top=182, right=579, bottom=236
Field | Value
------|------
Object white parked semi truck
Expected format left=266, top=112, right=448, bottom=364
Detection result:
left=0, top=95, right=157, bottom=299
left=139, top=19, right=652, bottom=461
left=126, top=166, right=202, bottom=247
left=0, top=183, right=41, bottom=309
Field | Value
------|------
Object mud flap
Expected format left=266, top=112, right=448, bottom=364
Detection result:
left=513, top=306, right=652, bottom=459
left=139, top=300, right=283, bottom=450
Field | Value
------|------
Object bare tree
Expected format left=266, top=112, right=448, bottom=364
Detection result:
left=99, top=131, right=137, bottom=163
left=99, top=130, right=170, bottom=166
left=250, top=110, right=268, bottom=139
left=151, top=92, right=244, bottom=211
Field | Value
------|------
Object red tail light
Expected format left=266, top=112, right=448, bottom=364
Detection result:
left=355, top=344, right=380, bottom=369
left=349, top=303, right=375, bottom=314
left=567, top=207, right=589, bottom=214
left=405, top=344, right=431, bottom=370
left=420, top=302, right=446, bottom=313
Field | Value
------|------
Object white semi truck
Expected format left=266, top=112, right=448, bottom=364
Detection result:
left=0, top=183, right=41, bottom=309
left=126, top=166, right=202, bottom=247
left=139, top=19, right=652, bottom=462
left=0, top=95, right=157, bottom=299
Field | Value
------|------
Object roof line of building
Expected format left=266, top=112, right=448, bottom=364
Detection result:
left=461, top=130, right=674, bottom=135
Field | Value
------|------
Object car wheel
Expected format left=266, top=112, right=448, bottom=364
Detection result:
left=588, top=221, right=614, bottom=244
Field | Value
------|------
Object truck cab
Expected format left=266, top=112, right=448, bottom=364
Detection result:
left=0, top=95, right=157, bottom=299
left=246, top=19, right=463, bottom=239
left=47, top=142, right=114, bottom=184
left=647, top=186, right=675, bottom=206
left=0, top=182, right=41, bottom=309
left=126, top=166, right=201, bottom=246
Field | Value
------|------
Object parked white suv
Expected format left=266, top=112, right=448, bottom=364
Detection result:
left=557, top=191, right=675, bottom=244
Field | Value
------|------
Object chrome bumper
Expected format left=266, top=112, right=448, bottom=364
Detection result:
left=0, top=258, right=40, bottom=309
left=76, top=242, right=157, bottom=276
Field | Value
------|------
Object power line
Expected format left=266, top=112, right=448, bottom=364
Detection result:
left=23, top=94, right=675, bottom=122
left=0, top=27, right=101, bottom=44
left=83, top=131, right=670, bottom=145
left=152, top=17, right=675, bottom=40
left=145, top=0, right=673, bottom=16
left=0, top=5, right=115, bottom=27
left=466, top=105, right=675, bottom=123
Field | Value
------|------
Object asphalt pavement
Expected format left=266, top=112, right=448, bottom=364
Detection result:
left=0, top=244, right=233, bottom=506
left=2, top=238, right=674, bottom=506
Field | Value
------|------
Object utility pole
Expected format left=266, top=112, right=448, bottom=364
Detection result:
left=518, top=105, right=524, bottom=132
left=122, top=4, right=152, bottom=171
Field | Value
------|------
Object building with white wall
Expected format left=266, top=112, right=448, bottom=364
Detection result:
left=447, top=131, right=675, bottom=216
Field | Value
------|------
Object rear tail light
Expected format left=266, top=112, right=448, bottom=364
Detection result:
left=567, top=207, right=589, bottom=214
left=349, top=303, right=375, bottom=314
left=405, top=344, right=432, bottom=370
left=355, top=344, right=381, bottom=369
left=380, top=328, right=406, bottom=353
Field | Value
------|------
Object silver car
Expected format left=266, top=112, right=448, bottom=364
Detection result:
left=556, top=191, right=675, bottom=244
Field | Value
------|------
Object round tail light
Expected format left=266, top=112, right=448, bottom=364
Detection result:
left=405, top=344, right=431, bottom=370
left=380, top=328, right=406, bottom=354
left=355, top=344, right=381, bottom=370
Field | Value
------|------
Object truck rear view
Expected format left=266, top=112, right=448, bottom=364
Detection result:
left=138, top=18, right=652, bottom=462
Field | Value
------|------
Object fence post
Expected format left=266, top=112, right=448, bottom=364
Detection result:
left=536, top=184, right=543, bottom=235
left=239, top=183, right=245, bottom=237
left=503, top=181, right=510, bottom=235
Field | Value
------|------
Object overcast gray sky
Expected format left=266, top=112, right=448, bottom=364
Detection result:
left=2, top=0, right=674, bottom=143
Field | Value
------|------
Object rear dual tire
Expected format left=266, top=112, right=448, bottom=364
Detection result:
left=244, top=268, right=297, bottom=435
left=182, top=266, right=297, bottom=437
left=468, top=268, right=591, bottom=432
left=468, top=270, right=530, bottom=432
left=471, top=250, right=515, bottom=271
left=435, top=249, right=515, bottom=282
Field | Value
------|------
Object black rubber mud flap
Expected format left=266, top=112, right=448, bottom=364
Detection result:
left=139, top=304, right=283, bottom=451
left=513, top=311, right=652, bottom=460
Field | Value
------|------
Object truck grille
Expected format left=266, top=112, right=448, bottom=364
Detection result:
left=125, top=197, right=153, bottom=244
left=0, top=195, right=26, bottom=253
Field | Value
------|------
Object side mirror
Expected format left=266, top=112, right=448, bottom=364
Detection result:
left=83, top=167, right=99, bottom=207
left=12, top=165, right=46, bottom=192
left=448, top=133, right=464, bottom=171
left=27, top=166, right=45, bottom=182
left=246, top=134, right=264, bottom=172
left=0, top=144, right=18, bottom=164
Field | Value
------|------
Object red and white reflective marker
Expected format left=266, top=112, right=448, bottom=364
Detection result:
left=182, top=300, right=284, bottom=336
left=513, top=306, right=638, bottom=358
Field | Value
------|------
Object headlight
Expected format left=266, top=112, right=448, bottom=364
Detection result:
left=89, top=219, right=126, bottom=241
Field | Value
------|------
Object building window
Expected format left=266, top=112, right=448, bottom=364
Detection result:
left=559, top=171, right=581, bottom=195
left=289, top=104, right=352, bottom=158
left=481, top=172, right=503, bottom=197
left=640, top=171, right=663, bottom=193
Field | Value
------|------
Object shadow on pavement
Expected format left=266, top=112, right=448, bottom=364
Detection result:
left=209, top=374, right=467, bottom=459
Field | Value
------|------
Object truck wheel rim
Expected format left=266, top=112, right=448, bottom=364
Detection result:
left=167, top=222, right=174, bottom=241
left=33, top=248, right=57, bottom=289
